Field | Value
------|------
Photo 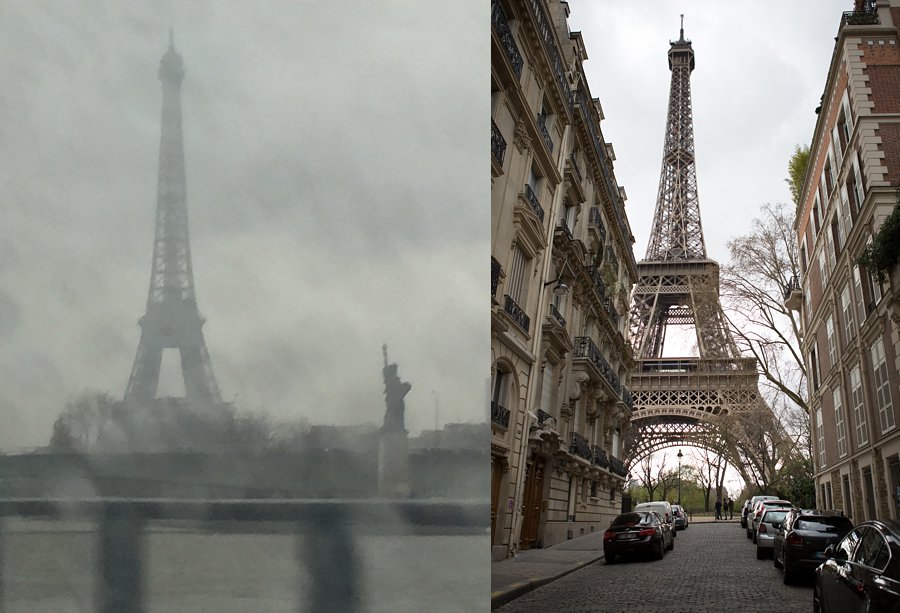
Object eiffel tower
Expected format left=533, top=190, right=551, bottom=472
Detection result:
left=625, top=21, right=768, bottom=465
left=124, top=34, right=222, bottom=410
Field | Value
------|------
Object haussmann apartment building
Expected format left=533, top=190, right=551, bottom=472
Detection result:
left=491, top=0, right=637, bottom=560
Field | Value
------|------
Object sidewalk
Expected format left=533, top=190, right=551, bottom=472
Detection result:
left=490, top=517, right=739, bottom=609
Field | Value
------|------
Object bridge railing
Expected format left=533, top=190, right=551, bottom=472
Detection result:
left=0, top=497, right=487, bottom=613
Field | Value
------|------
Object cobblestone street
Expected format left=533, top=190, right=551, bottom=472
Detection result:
left=496, top=521, right=814, bottom=612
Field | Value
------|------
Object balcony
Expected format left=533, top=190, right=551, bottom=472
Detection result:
left=536, top=408, right=555, bottom=429
left=491, top=256, right=502, bottom=301
left=568, top=154, right=583, bottom=185
left=591, top=445, right=609, bottom=469
left=783, top=275, right=802, bottom=311
left=555, top=220, right=574, bottom=242
left=522, top=185, right=545, bottom=223
left=621, top=387, right=634, bottom=413
left=589, top=207, right=607, bottom=245
left=491, top=0, right=523, bottom=79
left=491, top=401, right=511, bottom=429
left=503, top=294, right=530, bottom=333
left=573, top=336, right=621, bottom=395
left=584, top=265, right=607, bottom=300
left=491, top=119, right=506, bottom=172
left=841, top=7, right=878, bottom=28
left=604, top=246, right=619, bottom=274
left=604, top=298, right=620, bottom=328
left=536, top=113, right=553, bottom=154
left=608, top=456, right=628, bottom=478
left=570, top=432, right=592, bottom=461
left=549, top=302, right=566, bottom=327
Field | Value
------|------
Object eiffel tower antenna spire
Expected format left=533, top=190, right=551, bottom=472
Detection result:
left=124, top=37, right=222, bottom=409
left=679, top=14, right=684, bottom=42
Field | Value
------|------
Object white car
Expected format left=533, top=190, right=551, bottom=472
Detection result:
left=634, top=501, right=677, bottom=537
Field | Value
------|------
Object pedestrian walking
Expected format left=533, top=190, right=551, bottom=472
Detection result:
left=729, top=499, right=734, bottom=520
left=714, top=498, right=722, bottom=521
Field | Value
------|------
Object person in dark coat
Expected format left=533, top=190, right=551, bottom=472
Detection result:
left=714, top=498, right=722, bottom=520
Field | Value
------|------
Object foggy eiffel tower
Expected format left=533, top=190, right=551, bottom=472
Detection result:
left=123, top=34, right=222, bottom=411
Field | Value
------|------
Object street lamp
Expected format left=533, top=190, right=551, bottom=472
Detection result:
left=677, top=449, right=683, bottom=506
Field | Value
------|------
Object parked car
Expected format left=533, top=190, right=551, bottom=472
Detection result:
left=742, top=495, right=779, bottom=530
left=814, top=519, right=900, bottom=612
left=603, top=511, right=674, bottom=563
left=748, top=499, right=793, bottom=541
left=672, top=504, right=689, bottom=530
left=755, top=507, right=791, bottom=560
left=634, top=501, right=677, bottom=537
left=773, top=509, right=853, bottom=585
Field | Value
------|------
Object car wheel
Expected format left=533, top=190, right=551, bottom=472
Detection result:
left=756, top=546, right=765, bottom=560
left=752, top=533, right=757, bottom=544
left=668, top=535, right=675, bottom=551
left=773, top=551, right=782, bottom=569
left=654, top=540, right=664, bottom=560
left=783, top=564, right=793, bottom=585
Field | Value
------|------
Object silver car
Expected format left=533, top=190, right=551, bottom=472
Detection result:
left=755, top=508, right=790, bottom=559
left=748, top=499, right=792, bottom=541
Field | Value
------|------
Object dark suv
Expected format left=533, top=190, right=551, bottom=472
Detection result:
left=773, top=509, right=853, bottom=584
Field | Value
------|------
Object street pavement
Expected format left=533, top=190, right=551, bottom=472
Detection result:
left=492, top=517, right=814, bottom=612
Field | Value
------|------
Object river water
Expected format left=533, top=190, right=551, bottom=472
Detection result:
left=1, top=520, right=488, bottom=612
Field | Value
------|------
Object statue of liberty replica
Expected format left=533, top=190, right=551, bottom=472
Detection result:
left=378, top=343, right=412, bottom=497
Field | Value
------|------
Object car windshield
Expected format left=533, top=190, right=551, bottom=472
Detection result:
left=762, top=510, right=788, bottom=524
left=611, top=513, right=653, bottom=527
left=795, top=517, right=854, bottom=532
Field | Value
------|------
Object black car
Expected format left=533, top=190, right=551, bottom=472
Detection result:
left=814, top=519, right=900, bottom=612
left=773, top=509, right=853, bottom=584
left=603, top=511, right=674, bottom=563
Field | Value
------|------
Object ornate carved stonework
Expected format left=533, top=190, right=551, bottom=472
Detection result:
left=513, top=120, right=532, bottom=153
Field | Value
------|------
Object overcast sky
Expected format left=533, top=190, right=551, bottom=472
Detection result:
left=0, top=1, right=486, bottom=449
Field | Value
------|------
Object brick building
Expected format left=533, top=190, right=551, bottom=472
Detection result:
left=788, top=0, right=900, bottom=521
left=491, top=0, right=636, bottom=559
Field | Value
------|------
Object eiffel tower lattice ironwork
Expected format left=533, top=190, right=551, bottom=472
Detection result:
left=124, top=34, right=222, bottom=409
left=625, top=22, right=769, bottom=466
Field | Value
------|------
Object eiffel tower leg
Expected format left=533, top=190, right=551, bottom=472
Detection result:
left=125, top=335, right=163, bottom=405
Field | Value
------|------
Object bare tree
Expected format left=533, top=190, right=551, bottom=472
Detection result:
left=636, top=452, right=670, bottom=502
left=689, top=447, right=728, bottom=512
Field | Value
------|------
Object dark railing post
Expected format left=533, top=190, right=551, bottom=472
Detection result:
left=299, top=506, right=360, bottom=613
left=98, top=506, right=145, bottom=613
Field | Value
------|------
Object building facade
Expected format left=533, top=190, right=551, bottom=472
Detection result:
left=789, top=0, right=900, bottom=522
left=491, top=0, right=637, bottom=559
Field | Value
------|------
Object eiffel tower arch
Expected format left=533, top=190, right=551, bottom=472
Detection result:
left=124, top=34, right=223, bottom=412
left=624, top=22, right=776, bottom=477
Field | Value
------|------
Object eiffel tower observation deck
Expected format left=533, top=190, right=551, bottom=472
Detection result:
left=625, top=20, right=773, bottom=470
left=124, top=34, right=222, bottom=412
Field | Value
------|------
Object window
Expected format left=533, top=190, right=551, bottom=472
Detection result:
left=841, top=285, right=854, bottom=343
left=841, top=90, right=854, bottom=140
left=834, top=387, right=847, bottom=457
left=851, top=365, right=868, bottom=446
left=810, top=347, right=821, bottom=391
left=835, top=528, right=862, bottom=560
left=507, top=245, right=528, bottom=305
left=854, top=528, right=890, bottom=571
left=838, top=186, right=851, bottom=246
left=825, top=481, right=834, bottom=509
left=818, top=249, right=828, bottom=285
left=563, top=200, right=576, bottom=231
left=825, top=229, right=836, bottom=271
left=828, top=148, right=838, bottom=189
left=832, top=125, right=843, bottom=165
left=800, top=236, right=808, bottom=276
left=824, top=160, right=834, bottom=195
left=538, top=362, right=555, bottom=415
left=852, top=151, right=865, bottom=209
left=816, top=406, right=826, bottom=468
left=853, top=266, right=865, bottom=327
left=871, top=337, right=894, bottom=432
left=826, top=315, right=838, bottom=368
left=813, top=195, right=822, bottom=237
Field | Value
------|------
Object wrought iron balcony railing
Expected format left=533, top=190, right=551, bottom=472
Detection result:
left=841, top=6, right=878, bottom=28
left=549, top=302, right=566, bottom=327
left=782, top=275, right=800, bottom=301
left=589, top=207, right=606, bottom=243
left=491, top=0, right=523, bottom=79
left=584, top=265, right=607, bottom=300
left=491, top=401, right=511, bottom=429
left=536, top=113, right=553, bottom=154
left=491, top=256, right=502, bottom=300
left=568, top=153, right=582, bottom=184
left=503, top=294, right=530, bottom=333
left=523, top=184, right=545, bottom=223
left=622, top=387, right=634, bottom=412
left=604, top=246, right=619, bottom=273
left=523, top=0, right=575, bottom=113
left=591, top=445, right=609, bottom=468
left=536, top=408, right=554, bottom=428
left=608, top=456, right=628, bottom=477
left=570, top=432, right=592, bottom=460
left=555, top=220, right=573, bottom=242
left=491, top=119, right=506, bottom=169
left=573, top=336, right=621, bottom=394
left=604, top=298, right=620, bottom=328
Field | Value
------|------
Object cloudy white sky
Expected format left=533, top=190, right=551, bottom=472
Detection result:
left=0, top=1, right=486, bottom=449
left=565, top=0, right=850, bottom=483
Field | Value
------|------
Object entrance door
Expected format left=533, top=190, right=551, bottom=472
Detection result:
left=863, top=466, right=876, bottom=520
left=519, top=458, right=545, bottom=550
left=491, top=457, right=503, bottom=543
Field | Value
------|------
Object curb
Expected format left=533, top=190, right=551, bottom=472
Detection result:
left=490, top=554, right=603, bottom=609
